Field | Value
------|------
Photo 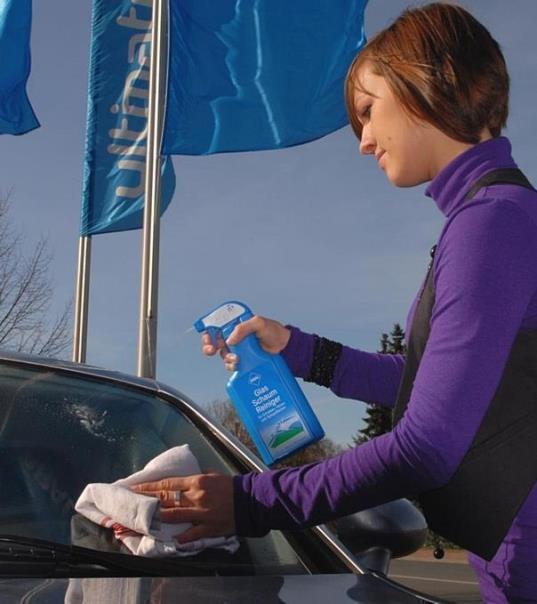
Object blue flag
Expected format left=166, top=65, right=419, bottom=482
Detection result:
left=163, top=0, right=368, bottom=155
left=0, top=0, right=39, bottom=135
left=81, top=0, right=176, bottom=236
left=82, top=0, right=366, bottom=234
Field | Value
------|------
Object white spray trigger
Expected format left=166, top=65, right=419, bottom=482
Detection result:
left=194, top=301, right=251, bottom=346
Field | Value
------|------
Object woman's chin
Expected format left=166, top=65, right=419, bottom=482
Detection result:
left=387, top=170, right=428, bottom=188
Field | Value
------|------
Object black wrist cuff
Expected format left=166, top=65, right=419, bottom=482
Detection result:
left=305, top=335, right=343, bottom=387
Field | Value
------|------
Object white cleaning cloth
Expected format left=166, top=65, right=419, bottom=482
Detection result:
left=75, top=445, right=239, bottom=557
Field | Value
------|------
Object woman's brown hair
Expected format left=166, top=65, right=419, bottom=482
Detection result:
left=345, top=3, right=509, bottom=143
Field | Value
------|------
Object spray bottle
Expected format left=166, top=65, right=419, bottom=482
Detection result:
left=194, top=301, right=324, bottom=465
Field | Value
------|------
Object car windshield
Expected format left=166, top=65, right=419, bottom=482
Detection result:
left=0, top=361, right=315, bottom=576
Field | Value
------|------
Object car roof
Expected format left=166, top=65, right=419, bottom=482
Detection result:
left=0, top=348, right=162, bottom=391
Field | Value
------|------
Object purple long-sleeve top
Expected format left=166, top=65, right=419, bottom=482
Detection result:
left=233, top=137, right=537, bottom=601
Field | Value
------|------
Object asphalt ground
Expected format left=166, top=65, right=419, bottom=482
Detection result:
left=388, top=549, right=482, bottom=603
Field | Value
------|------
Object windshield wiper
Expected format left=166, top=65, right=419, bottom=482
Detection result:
left=0, top=535, right=210, bottom=577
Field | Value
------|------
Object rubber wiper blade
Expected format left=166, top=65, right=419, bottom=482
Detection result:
left=0, top=535, right=141, bottom=575
left=0, top=534, right=79, bottom=558
left=0, top=535, right=208, bottom=577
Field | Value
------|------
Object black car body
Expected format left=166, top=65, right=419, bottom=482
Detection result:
left=0, top=351, right=445, bottom=603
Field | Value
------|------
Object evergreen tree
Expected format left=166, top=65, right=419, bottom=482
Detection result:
left=351, top=323, right=406, bottom=446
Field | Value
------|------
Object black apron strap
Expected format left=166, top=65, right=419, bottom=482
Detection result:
left=391, top=166, right=537, bottom=559
left=464, top=167, right=534, bottom=201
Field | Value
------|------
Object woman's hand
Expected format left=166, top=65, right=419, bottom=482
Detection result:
left=201, top=316, right=291, bottom=372
left=131, top=473, right=235, bottom=543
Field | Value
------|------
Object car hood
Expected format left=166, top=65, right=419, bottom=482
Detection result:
left=1, top=573, right=436, bottom=603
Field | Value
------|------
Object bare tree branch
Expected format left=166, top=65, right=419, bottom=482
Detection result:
left=0, top=192, right=72, bottom=358
left=207, top=398, right=343, bottom=467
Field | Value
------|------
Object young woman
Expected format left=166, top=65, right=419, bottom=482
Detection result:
left=133, top=4, right=537, bottom=601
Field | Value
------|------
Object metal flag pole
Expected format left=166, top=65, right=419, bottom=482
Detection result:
left=137, top=0, right=168, bottom=378
left=73, top=235, right=92, bottom=363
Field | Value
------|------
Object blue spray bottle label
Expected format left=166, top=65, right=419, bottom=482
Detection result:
left=194, top=301, right=324, bottom=465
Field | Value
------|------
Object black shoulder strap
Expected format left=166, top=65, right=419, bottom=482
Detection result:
left=392, top=165, right=537, bottom=558
left=465, top=167, right=534, bottom=201
left=393, top=167, right=534, bottom=427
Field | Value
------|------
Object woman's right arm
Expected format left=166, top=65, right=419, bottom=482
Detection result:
left=282, top=325, right=405, bottom=408
left=202, top=317, right=405, bottom=409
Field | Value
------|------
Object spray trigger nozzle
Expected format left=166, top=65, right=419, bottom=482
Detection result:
left=194, top=301, right=252, bottom=348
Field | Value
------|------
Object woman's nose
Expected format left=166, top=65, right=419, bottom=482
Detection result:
left=359, top=125, right=376, bottom=155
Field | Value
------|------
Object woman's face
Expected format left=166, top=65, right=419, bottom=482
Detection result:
left=353, top=64, right=471, bottom=187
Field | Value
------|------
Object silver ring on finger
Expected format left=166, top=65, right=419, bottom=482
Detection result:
left=172, top=490, right=182, bottom=505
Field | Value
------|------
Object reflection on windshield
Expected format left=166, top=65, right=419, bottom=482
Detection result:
left=65, top=577, right=148, bottom=604
left=64, top=575, right=290, bottom=604
left=0, top=362, right=305, bottom=576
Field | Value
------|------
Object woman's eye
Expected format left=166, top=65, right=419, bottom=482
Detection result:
left=360, top=105, right=371, bottom=119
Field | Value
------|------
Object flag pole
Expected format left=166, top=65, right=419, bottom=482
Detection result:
left=73, top=235, right=92, bottom=363
left=137, top=0, right=168, bottom=378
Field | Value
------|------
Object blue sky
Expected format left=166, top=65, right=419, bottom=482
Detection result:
left=1, top=0, right=537, bottom=446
